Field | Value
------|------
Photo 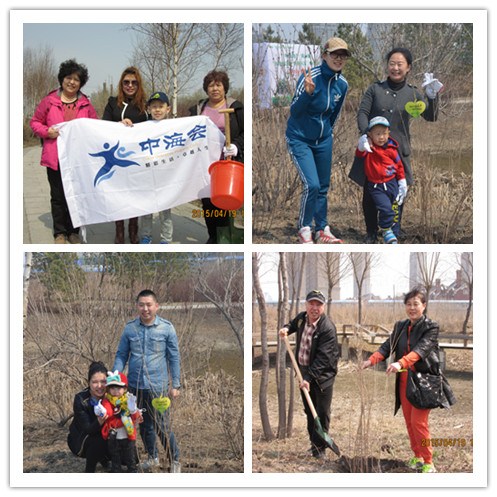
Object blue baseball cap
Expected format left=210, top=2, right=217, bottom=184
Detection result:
left=368, top=116, right=390, bottom=130
left=148, top=92, right=170, bottom=105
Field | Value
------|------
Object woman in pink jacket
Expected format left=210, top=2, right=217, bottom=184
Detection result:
left=30, top=59, right=98, bottom=244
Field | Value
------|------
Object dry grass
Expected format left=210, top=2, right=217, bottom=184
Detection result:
left=252, top=101, right=473, bottom=244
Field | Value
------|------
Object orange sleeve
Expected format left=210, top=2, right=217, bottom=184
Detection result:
left=368, top=351, right=385, bottom=366
left=398, top=351, right=421, bottom=369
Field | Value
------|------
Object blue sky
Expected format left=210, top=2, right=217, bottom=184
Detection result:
left=23, top=23, right=244, bottom=96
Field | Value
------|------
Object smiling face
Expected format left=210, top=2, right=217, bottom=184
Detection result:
left=89, top=372, right=107, bottom=400
left=305, top=299, right=325, bottom=323
left=323, top=50, right=348, bottom=73
left=136, top=295, right=159, bottom=325
left=405, top=295, right=427, bottom=323
left=122, top=74, right=139, bottom=98
left=387, top=52, right=411, bottom=83
left=148, top=99, right=170, bottom=121
left=61, top=72, right=81, bottom=98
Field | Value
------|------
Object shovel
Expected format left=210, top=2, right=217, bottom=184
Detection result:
left=283, top=335, right=340, bottom=456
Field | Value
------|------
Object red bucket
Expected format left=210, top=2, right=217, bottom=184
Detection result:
left=208, top=160, right=244, bottom=210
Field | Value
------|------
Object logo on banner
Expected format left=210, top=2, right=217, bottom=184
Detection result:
left=90, top=141, right=139, bottom=186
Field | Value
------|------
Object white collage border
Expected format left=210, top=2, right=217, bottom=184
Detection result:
left=9, top=5, right=490, bottom=492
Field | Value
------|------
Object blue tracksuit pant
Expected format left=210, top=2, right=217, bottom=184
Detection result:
left=367, top=178, right=399, bottom=231
left=286, top=133, right=333, bottom=231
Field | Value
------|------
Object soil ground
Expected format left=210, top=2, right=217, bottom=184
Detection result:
left=252, top=348, right=473, bottom=473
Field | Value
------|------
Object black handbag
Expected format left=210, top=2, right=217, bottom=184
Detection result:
left=406, top=369, right=456, bottom=410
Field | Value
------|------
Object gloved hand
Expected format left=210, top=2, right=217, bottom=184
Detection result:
left=127, top=393, right=138, bottom=414
left=358, top=134, right=372, bottom=153
left=396, top=179, right=408, bottom=205
left=422, top=73, right=443, bottom=99
left=94, top=399, right=106, bottom=418
left=223, top=143, right=238, bottom=157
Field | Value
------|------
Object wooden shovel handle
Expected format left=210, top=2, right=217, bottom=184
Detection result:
left=283, top=334, right=318, bottom=419
left=218, top=108, right=235, bottom=147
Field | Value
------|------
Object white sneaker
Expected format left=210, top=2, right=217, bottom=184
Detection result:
left=140, top=456, right=160, bottom=470
left=299, top=226, right=313, bottom=244
left=314, top=226, right=342, bottom=244
left=172, top=461, right=181, bottom=473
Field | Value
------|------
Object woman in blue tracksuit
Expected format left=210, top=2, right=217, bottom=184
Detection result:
left=286, top=37, right=349, bottom=244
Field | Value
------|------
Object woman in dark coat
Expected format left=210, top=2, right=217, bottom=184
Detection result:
left=67, top=361, right=109, bottom=472
left=189, top=70, right=244, bottom=244
left=102, top=67, right=148, bottom=244
left=359, top=288, right=443, bottom=473
left=349, top=48, right=442, bottom=242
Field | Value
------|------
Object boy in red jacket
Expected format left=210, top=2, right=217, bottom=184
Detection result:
left=355, top=116, right=407, bottom=244
left=94, top=371, right=141, bottom=472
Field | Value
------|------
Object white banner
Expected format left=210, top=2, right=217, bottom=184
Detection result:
left=253, top=42, right=320, bottom=108
left=57, top=116, right=225, bottom=227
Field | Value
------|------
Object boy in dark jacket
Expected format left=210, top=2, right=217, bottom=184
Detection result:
left=355, top=116, right=407, bottom=244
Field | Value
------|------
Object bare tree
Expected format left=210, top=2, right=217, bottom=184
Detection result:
left=252, top=254, right=274, bottom=441
left=348, top=253, right=380, bottom=325
left=415, top=252, right=441, bottom=314
left=130, top=23, right=206, bottom=117
left=203, top=23, right=244, bottom=72
left=455, top=252, right=473, bottom=334
left=276, top=252, right=289, bottom=439
left=23, top=46, right=58, bottom=134
left=130, top=23, right=243, bottom=117
left=314, top=253, right=351, bottom=316
left=193, top=253, right=244, bottom=353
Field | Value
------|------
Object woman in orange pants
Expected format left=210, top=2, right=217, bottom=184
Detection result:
left=359, top=288, right=440, bottom=473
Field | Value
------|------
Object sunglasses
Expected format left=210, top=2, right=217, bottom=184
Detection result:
left=325, top=51, right=348, bottom=60
left=123, top=80, right=139, bottom=87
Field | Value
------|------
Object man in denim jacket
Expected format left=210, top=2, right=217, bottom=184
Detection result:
left=113, top=289, right=181, bottom=472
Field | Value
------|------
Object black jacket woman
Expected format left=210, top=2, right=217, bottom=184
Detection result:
left=349, top=48, right=441, bottom=243
left=359, top=288, right=448, bottom=473
left=189, top=70, right=244, bottom=244
left=102, top=67, right=148, bottom=244
left=68, top=362, right=109, bottom=472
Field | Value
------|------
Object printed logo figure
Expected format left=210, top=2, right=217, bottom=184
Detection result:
left=90, top=141, right=140, bottom=186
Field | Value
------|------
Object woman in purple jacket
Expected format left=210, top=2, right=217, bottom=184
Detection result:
left=30, top=59, right=98, bottom=244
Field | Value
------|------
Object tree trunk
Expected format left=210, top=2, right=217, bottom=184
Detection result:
left=462, top=284, right=473, bottom=334
left=276, top=253, right=289, bottom=439
left=252, top=255, right=274, bottom=440
left=23, top=252, right=33, bottom=343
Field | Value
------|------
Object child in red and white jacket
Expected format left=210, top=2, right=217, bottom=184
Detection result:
left=94, top=371, right=142, bottom=472
left=355, top=116, right=407, bottom=244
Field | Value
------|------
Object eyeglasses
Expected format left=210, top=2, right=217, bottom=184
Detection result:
left=325, top=51, right=348, bottom=60
left=123, top=80, right=139, bottom=87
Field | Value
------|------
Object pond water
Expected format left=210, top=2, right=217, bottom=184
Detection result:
left=425, top=151, right=473, bottom=175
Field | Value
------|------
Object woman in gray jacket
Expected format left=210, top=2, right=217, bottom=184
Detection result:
left=349, top=48, right=442, bottom=243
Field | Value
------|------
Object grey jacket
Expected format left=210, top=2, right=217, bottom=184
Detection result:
left=349, top=80, right=439, bottom=186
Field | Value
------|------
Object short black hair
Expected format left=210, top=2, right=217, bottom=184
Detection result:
left=386, top=47, right=413, bottom=67
left=203, top=70, right=230, bottom=94
left=58, top=59, right=90, bottom=89
left=87, top=361, right=107, bottom=383
left=136, top=289, right=158, bottom=302
left=403, top=287, right=427, bottom=305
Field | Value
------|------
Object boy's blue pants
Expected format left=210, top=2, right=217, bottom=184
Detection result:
left=367, top=179, right=399, bottom=231
left=286, top=133, right=333, bottom=231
